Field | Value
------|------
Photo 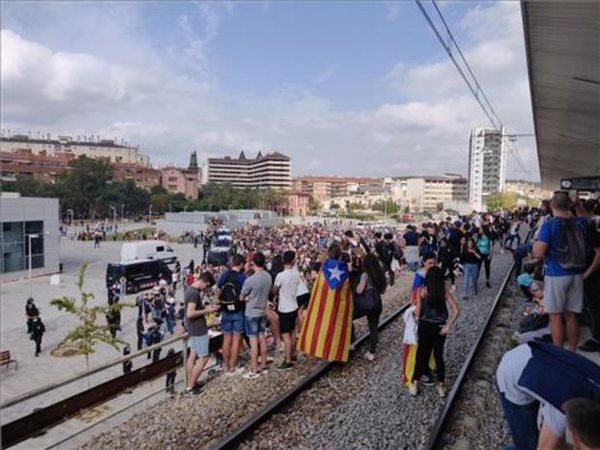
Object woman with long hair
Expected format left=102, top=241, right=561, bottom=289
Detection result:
left=354, top=253, right=387, bottom=361
left=461, top=237, right=481, bottom=299
left=410, top=266, right=459, bottom=397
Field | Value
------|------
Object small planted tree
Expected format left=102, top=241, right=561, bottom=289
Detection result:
left=51, top=264, right=132, bottom=372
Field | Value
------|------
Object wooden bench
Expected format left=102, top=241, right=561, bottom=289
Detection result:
left=0, top=350, right=17, bottom=370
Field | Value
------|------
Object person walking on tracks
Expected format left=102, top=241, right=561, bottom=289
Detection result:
left=410, top=266, right=459, bottom=397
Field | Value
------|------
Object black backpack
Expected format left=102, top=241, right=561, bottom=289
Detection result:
left=553, top=218, right=588, bottom=270
left=219, top=271, right=242, bottom=312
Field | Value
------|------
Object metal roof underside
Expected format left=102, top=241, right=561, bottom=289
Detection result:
left=521, top=1, right=600, bottom=190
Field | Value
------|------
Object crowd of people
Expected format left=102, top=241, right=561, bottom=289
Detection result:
left=61, top=193, right=597, bottom=449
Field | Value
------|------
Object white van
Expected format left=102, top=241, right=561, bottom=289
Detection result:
left=120, top=240, right=177, bottom=264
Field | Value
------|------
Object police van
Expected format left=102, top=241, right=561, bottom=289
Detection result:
left=106, top=259, right=172, bottom=293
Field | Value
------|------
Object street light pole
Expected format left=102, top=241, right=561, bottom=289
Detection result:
left=67, top=209, right=74, bottom=225
left=149, top=205, right=152, bottom=223
left=120, top=203, right=124, bottom=222
left=28, top=234, right=39, bottom=298
left=110, top=206, right=117, bottom=229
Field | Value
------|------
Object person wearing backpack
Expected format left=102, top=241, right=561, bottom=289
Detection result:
left=216, top=254, right=247, bottom=375
left=533, top=192, right=589, bottom=351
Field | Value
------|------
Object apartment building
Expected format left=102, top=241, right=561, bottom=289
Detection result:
left=293, top=176, right=382, bottom=201
left=468, top=127, right=507, bottom=211
left=161, top=167, right=199, bottom=200
left=394, top=174, right=468, bottom=212
left=0, top=132, right=150, bottom=166
left=207, top=151, right=291, bottom=189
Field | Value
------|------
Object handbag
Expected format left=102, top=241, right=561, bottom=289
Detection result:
left=353, top=287, right=380, bottom=317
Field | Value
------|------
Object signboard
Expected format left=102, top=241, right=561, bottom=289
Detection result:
left=560, top=177, right=600, bottom=192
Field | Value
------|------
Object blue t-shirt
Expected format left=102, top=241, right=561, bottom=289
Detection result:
left=217, top=270, right=247, bottom=294
left=404, top=231, right=419, bottom=246
left=538, top=217, right=588, bottom=276
left=476, top=235, right=491, bottom=255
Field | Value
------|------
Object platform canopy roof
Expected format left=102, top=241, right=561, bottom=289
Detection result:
left=521, top=1, right=600, bottom=190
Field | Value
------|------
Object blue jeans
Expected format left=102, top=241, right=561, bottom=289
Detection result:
left=165, top=315, right=174, bottom=334
left=498, top=392, right=539, bottom=450
left=463, top=263, right=479, bottom=296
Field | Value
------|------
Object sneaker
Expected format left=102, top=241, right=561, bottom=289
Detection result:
left=419, top=375, right=435, bottom=386
left=224, top=370, right=236, bottom=377
left=275, top=362, right=294, bottom=371
left=243, top=371, right=260, bottom=379
left=364, top=351, right=375, bottom=362
left=185, top=385, right=205, bottom=396
left=579, top=340, right=600, bottom=352
left=235, top=367, right=246, bottom=375
left=409, top=382, right=418, bottom=396
left=462, top=296, right=468, bottom=301
left=436, top=383, right=446, bottom=398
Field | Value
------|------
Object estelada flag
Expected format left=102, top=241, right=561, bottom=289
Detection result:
left=297, top=258, right=353, bottom=362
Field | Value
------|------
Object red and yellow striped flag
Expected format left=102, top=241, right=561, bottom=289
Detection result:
left=297, top=260, right=353, bottom=362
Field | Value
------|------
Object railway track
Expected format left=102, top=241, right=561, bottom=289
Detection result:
left=211, top=255, right=516, bottom=450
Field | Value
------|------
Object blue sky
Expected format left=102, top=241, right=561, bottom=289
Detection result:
left=0, top=1, right=538, bottom=180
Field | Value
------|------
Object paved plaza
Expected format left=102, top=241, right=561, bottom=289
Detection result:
left=0, top=237, right=202, bottom=426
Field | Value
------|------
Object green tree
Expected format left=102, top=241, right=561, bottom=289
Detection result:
left=371, top=199, right=400, bottom=215
left=50, top=264, right=132, bottom=372
left=486, top=192, right=519, bottom=211
left=308, top=197, right=321, bottom=214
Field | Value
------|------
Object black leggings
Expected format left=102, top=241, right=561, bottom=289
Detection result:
left=352, top=308, right=382, bottom=354
left=478, top=254, right=491, bottom=282
left=414, top=320, right=446, bottom=382
left=441, top=259, right=455, bottom=285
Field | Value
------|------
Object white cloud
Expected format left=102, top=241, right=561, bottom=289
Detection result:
left=0, top=2, right=538, bottom=180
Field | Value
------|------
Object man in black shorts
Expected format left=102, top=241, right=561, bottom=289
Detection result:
left=273, top=250, right=302, bottom=371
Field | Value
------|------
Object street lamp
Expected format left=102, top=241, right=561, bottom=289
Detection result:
left=149, top=205, right=152, bottom=223
left=120, top=203, right=124, bottom=222
left=110, top=206, right=117, bottom=229
left=67, top=209, right=74, bottom=225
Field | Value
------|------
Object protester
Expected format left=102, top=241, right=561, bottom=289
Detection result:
left=25, top=297, right=39, bottom=334
left=533, top=192, right=588, bottom=351
left=216, top=254, right=247, bottom=375
left=241, top=252, right=272, bottom=379
left=184, top=272, right=219, bottom=395
left=353, top=253, right=387, bottom=361
left=273, top=250, right=302, bottom=370
left=461, top=237, right=481, bottom=299
left=298, top=242, right=353, bottom=362
left=476, top=226, right=493, bottom=288
left=410, top=267, right=459, bottom=397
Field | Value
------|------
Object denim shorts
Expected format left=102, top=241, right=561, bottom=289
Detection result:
left=188, top=334, right=209, bottom=357
left=221, top=311, right=245, bottom=334
left=245, top=315, right=267, bottom=336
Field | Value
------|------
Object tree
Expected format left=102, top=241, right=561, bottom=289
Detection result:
left=371, top=199, right=400, bottom=215
left=486, top=192, right=519, bottom=211
left=50, top=264, right=132, bottom=373
left=436, top=202, right=444, bottom=212
left=308, top=197, right=321, bottom=214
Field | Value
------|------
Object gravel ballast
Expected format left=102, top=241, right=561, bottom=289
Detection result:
left=80, top=271, right=415, bottom=450
left=238, top=253, right=513, bottom=450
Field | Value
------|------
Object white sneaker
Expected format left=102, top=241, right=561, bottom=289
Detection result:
left=364, top=351, right=375, bottom=362
left=409, top=382, right=418, bottom=396
left=243, top=371, right=259, bottom=379
left=436, top=383, right=446, bottom=398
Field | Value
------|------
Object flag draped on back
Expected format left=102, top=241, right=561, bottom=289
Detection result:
left=297, top=259, right=353, bottom=362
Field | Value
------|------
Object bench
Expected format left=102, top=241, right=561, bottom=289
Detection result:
left=0, top=350, right=17, bottom=370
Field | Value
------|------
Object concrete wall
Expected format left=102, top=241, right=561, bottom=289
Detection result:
left=0, top=196, right=60, bottom=280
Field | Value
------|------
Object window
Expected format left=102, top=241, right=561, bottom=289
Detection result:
left=1, top=221, right=44, bottom=273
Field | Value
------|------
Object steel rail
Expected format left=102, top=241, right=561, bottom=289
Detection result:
left=210, top=303, right=411, bottom=450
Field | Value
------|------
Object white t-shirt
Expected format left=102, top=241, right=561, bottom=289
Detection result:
left=275, top=268, right=301, bottom=313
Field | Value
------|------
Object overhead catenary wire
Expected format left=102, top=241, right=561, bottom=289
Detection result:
left=414, top=0, right=503, bottom=130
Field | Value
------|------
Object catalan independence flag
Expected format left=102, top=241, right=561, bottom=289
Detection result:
left=297, top=259, right=353, bottom=362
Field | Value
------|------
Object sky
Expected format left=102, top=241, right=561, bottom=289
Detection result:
left=0, top=1, right=539, bottom=181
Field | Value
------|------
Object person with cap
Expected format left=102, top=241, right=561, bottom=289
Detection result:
left=31, top=316, right=45, bottom=357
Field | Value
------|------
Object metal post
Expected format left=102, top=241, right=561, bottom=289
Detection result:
left=120, top=204, right=124, bottom=222
left=149, top=205, right=152, bottom=223
left=28, top=234, right=39, bottom=298
left=182, top=336, right=188, bottom=390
